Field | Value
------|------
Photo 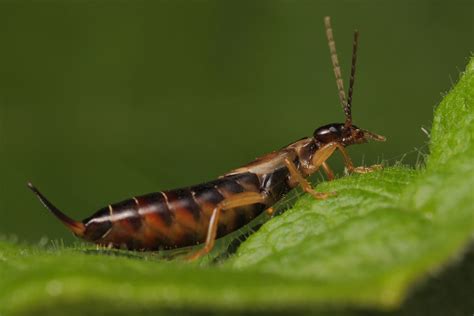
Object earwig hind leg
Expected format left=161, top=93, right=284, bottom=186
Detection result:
left=284, top=158, right=336, bottom=200
left=186, top=192, right=267, bottom=261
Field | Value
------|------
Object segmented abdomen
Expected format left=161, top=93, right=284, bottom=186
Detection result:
left=82, top=172, right=266, bottom=250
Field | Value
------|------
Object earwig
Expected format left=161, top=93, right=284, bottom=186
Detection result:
left=28, top=17, right=386, bottom=261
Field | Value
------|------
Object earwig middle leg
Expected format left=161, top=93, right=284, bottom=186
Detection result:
left=284, top=158, right=335, bottom=200
left=186, top=192, right=267, bottom=261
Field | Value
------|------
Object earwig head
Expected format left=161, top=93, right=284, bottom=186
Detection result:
left=314, top=123, right=386, bottom=146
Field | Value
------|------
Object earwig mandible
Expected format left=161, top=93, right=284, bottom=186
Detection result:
left=28, top=17, right=386, bottom=261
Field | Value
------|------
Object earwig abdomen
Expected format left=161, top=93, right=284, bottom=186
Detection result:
left=81, top=172, right=267, bottom=250
left=29, top=140, right=312, bottom=252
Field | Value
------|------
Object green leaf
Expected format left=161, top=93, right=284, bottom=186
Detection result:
left=0, top=57, right=473, bottom=315
left=229, top=57, right=474, bottom=307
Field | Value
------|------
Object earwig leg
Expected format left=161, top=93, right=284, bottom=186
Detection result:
left=311, top=142, right=381, bottom=177
left=332, top=143, right=356, bottom=172
left=266, top=207, right=275, bottom=216
left=284, top=158, right=336, bottom=200
left=352, top=164, right=383, bottom=173
left=186, top=192, right=266, bottom=261
left=311, top=142, right=338, bottom=168
left=332, top=144, right=383, bottom=174
left=322, top=162, right=335, bottom=180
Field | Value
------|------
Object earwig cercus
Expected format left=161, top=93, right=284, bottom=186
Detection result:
left=28, top=16, right=386, bottom=261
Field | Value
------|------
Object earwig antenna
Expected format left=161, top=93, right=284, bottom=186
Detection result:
left=27, top=182, right=85, bottom=236
left=324, top=16, right=347, bottom=114
left=345, top=30, right=359, bottom=128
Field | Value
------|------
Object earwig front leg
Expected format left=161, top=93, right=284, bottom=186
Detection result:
left=311, top=142, right=338, bottom=167
left=186, top=192, right=267, bottom=261
left=321, top=162, right=335, bottom=180
left=332, top=143, right=383, bottom=174
left=352, top=164, right=383, bottom=173
left=284, top=158, right=335, bottom=200
left=331, top=143, right=355, bottom=172
left=310, top=141, right=381, bottom=178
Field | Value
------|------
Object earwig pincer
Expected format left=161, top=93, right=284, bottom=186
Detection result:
left=28, top=17, right=386, bottom=260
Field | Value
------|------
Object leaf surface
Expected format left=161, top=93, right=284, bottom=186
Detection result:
left=0, top=58, right=473, bottom=316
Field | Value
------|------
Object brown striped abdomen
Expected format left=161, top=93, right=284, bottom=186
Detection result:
left=81, top=172, right=266, bottom=250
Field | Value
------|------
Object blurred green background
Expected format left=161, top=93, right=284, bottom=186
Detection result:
left=0, top=0, right=472, bottom=244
